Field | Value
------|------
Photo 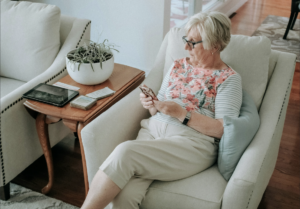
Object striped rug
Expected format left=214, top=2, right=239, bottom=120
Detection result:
left=252, top=15, right=300, bottom=62
left=0, top=183, right=79, bottom=209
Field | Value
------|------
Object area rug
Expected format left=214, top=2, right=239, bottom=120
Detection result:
left=0, top=183, right=79, bottom=209
left=252, top=15, right=300, bottom=62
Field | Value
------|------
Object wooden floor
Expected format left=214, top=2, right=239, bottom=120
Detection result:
left=12, top=0, right=300, bottom=208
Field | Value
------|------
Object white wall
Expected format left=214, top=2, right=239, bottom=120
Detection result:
left=25, top=0, right=166, bottom=74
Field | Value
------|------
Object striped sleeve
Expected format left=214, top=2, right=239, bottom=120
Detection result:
left=157, top=63, right=174, bottom=101
left=215, top=73, right=242, bottom=119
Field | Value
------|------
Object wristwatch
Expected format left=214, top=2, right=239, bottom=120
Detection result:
left=182, top=111, right=191, bottom=125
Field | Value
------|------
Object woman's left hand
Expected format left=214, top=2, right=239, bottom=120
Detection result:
left=153, top=100, right=187, bottom=120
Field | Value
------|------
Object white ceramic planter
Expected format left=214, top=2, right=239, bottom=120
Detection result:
left=66, top=52, right=114, bottom=85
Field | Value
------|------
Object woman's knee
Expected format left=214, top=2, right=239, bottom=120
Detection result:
left=113, top=141, right=137, bottom=162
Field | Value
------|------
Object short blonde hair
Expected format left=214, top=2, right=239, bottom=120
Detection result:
left=184, top=11, right=231, bottom=52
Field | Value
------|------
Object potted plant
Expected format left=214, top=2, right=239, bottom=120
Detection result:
left=66, top=39, right=119, bottom=85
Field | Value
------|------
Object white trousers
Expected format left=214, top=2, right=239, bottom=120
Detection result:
left=100, top=118, right=218, bottom=209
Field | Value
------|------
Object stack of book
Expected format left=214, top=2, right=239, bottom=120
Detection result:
left=70, top=87, right=116, bottom=110
left=86, top=87, right=116, bottom=100
left=70, top=96, right=97, bottom=110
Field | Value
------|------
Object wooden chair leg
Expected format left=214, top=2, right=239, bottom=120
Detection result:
left=283, top=11, right=296, bottom=39
left=0, top=183, right=10, bottom=200
left=291, top=11, right=299, bottom=30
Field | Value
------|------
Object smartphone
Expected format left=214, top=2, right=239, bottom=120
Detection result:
left=139, top=84, right=158, bottom=100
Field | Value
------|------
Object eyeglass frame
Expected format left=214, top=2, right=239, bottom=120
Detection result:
left=182, top=36, right=204, bottom=49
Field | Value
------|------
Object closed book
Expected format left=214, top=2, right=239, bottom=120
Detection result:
left=70, top=95, right=97, bottom=110
left=86, top=87, right=116, bottom=100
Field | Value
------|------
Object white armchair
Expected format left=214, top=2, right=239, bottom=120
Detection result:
left=0, top=0, right=91, bottom=200
left=80, top=27, right=296, bottom=209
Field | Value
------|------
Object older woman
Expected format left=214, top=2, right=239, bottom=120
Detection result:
left=81, top=11, right=242, bottom=209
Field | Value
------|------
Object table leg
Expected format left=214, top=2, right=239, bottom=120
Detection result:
left=36, top=113, right=54, bottom=194
left=77, top=122, right=89, bottom=196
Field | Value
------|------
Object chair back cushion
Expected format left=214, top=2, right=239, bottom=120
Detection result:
left=163, top=28, right=271, bottom=109
left=0, top=0, right=61, bottom=82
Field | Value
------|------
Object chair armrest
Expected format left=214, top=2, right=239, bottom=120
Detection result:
left=222, top=51, right=296, bottom=209
left=81, top=31, right=170, bottom=185
left=1, top=18, right=91, bottom=111
left=0, top=17, right=91, bottom=186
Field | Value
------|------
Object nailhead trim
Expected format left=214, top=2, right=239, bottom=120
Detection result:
left=44, top=67, right=66, bottom=84
left=278, top=78, right=291, bottom=122
left=0, top=20, right=92, bottom=186
left=246, top=190, right=253, bottom=208
left=251, top=76, right=293, bottom=207
left=0, top=115, right=4, bottom=186
left=75, top=21, right=91, bottom=49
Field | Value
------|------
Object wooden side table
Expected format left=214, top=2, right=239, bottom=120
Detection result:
left=23, top=64, right=145, bottom=195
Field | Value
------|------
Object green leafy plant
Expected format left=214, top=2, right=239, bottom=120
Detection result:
left=67, top=39, right=119, bottom=71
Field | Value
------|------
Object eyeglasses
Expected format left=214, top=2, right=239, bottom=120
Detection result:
left=182, top=36, right=203, bottom=49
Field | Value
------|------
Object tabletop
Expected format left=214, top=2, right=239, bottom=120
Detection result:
left=24, top=63, right=145, bottom=125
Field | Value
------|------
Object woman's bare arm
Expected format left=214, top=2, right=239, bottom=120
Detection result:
left=153, top=100, right=224, bottom=139
left=177, top=109, right=224, bottom=139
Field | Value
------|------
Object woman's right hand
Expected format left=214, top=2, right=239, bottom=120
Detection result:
left=140, top=92, right=154, bottom=109
left=140, top=93, right=158, bottom=116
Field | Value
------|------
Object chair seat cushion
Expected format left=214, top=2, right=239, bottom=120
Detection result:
left=0, top=0, right=61, bottom=82
left=141, top=165, right=227, bottom=209
left=0, top=77, right=26, bottom=98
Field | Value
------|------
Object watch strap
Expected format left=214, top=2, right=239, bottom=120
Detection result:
left=182, top=111, right=191, bottom=125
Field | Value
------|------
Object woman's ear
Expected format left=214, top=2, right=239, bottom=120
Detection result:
left=214, top=46, right=220, bottom=53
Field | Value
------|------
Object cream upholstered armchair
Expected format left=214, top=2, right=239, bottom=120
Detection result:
left=0, top=0, right=91, bottom=200
left=80, top=27, right=296, bottom=209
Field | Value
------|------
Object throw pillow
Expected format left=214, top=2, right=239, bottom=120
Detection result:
left=1, top=0, right=61, bottom=82
left=218, top=89, right=260, bottom=181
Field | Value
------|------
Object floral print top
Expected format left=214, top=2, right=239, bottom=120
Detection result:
left=152, top=57, right=242, bottom=125
left=166, top=58, right=236, bottom=112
